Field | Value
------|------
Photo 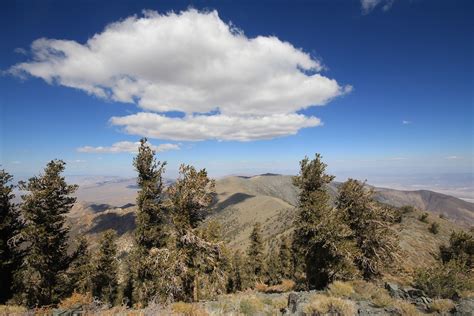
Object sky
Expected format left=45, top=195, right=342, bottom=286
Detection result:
left=0, top=0, right=473, bottom=193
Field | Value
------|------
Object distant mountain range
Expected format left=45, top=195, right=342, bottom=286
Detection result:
left=67, top=173, right=472, bottom=271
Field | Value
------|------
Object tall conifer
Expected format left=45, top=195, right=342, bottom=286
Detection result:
left=15, top=160, right=77, bottom=307
left=0, top=169, right=23, bottom=303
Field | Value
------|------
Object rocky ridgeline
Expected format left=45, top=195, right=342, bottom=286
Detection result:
left=278, top=283, right=474, bottom=316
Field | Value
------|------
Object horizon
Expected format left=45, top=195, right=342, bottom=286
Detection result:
left=1, top=0, right=473, bottom=200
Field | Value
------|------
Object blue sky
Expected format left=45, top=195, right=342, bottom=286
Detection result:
left=1, top=0, right=473, bottom=186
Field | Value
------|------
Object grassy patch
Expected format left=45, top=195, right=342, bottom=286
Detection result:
left=239, top=296, right=265, bottom=315
left=429, top=299, right=455, bottom=313
left=303, top=294, right=356, bottom=316
left=0, top=305, right=28, bottom=315
left=171, top=302, right=208, bottom=316
left=393, top=300, right=421, bottom=316
left=327, top=281, right=355, bottom=298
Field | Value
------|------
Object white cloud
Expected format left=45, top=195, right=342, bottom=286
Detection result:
left=9, top=9, right=350, bottom=141
left=70, top=159, right=86, bottom=163
left=110, top=112, right=321, bottom=141
left=402, top=120, right=412, bottom=125
left=77, top=141, right=180, bottom=153
left=361, top=0, right=395, bottom=14
left=445, top=156, right=461, bottom=160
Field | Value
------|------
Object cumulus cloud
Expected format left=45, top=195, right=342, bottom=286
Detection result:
left=77, top=141, right=180, bottom=153
left=402, top=120, right=412, bottom=125
left=110, top=112, right=321, bottom=141
left=9, top=9, right=350, bottom=141
left=361, top=0, right=395, bottom=14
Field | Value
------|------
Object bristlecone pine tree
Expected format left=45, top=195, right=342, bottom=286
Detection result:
left=14, top=160, right=77, bottom=307
left=247, top=222, right=265, bottom=284
left=336, top=179, right=399, bottom=279
left=265, top=245, right=281, bottom=285
left=91, top=230, right=118, bottom=305
left=68, top=236, right=92, bottom=295
left=130, top=138, right=168, bottom=305
left=293, top=154, right=357, bottom=289
left=0, top=169, right=23, bottom=303
left=167, top=164, right=225, bottom=301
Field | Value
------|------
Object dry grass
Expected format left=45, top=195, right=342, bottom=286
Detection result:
left=371, top=291, right=394, bottom=308
left=171, top=302, right=209, bottom=316
left=255, top=279, right=295, bottom=293
left=59, top=292, right=93, bottom=309
left=429, top=299, right=455, bottom=313
left=0, top=305, right=27, bottom=315
left=349, top=280, right=380, bottom=300
left=327, top=281, right=355, bottom=298
left=269, top=296, right=288, bottom=310
left=303, top=294, right=356, bottom=316
left=393, top=300, right=421, bottom=316
left=239, top=296, right=265, bottom=315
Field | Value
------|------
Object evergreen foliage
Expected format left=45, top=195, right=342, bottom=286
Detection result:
left=336, top=179, right=399, bottom=279
left=278, top=236, right=293, bottom=280
left=228, top=250, right=247, bottom=292
left=265, top=246, right=281, bottom=285
left=167, top=165, right=225, bottom=302
left=0, top=169, right=23, bottom=303
left=91, top=230, right=118, bottom=305
left=131, top=138, right=168, bottom=305
left=14, top=160, right=77, bottom=307
left=247, top=222, right=265, bottom=284
left=293, top=154, right=357, bottom=289
left=439, top=230, right=473, bottom=269
left=68, top=236, right=92, bottom=295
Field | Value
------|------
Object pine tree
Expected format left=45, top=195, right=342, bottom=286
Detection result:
left=134, top=138, right=168, bottom=249
left=15, top=160, right=77, bottom=307
left=68, top=236, right=92, bottom=295
left=131, top=138, right=168, bottom=305
left=228, top=250, right=247, bottom=292
left=336, top=178, right=399, bottom=279
left=247, top=222, right=265, bottom=284
left=265, top=246, right=281, bottom=285
left=0, top=169, right=23, bottom=303
left=167, top=164, right=222, bottom=301
left=91, top=230, right=118, bottom=306
left=278, top=235, right=293, bottom=280
left=293, top=154, right=357, bottom=289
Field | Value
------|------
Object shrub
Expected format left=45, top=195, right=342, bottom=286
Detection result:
left=371, top=291, right=393, bottom=308
left=171, top=302, right=209, bottom=316
left=418, top=213, right=429, bottom=223
left=349, top=280, right=379, bottom=300
left=393, top=300, right=421, bottom=316
left=303, top=294, right=356, bottom=316
left=58, top=292, right=93, bottom=309
left=270, top=297, right=288, bottom=310
left=439, top=213, right=446, bottom=219
left=414, top=260, right=474, bottom=298
left=400, top=206, right=416, bottom=214
left=327, top=281, right=355, bottom=298
left=255, top=279, right=295, bottom=293
left=429, top=299, right=455, bottom=313
left=240, top=296, right=264, bottom=315
left=429, top=222, right=440, bottom=234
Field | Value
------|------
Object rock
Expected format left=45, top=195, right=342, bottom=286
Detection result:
left=404, top=287, right=426, bottom=299
left=384, top=282, right=401, bottom=299
left=287, top=292, right=299, bottom=314
left=453, top=298, right=474, bottom=316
